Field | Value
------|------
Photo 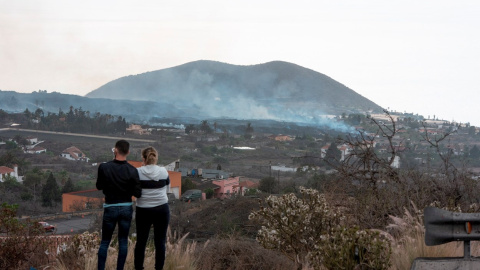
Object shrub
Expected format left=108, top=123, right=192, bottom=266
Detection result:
left=0, top=203, right=48, bottom=269
left=195, top=236, right=295, bottom=270
left=204, top=188, right=214, bottom=199
left=249, top=187, right=391, bottom=269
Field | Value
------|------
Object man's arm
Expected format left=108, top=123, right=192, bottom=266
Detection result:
left=96, top=164, right=105, bottom=190
left=132, top=169, right=142, bottom=198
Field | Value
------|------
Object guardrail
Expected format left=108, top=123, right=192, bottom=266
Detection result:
left=411, top=207, right=480, bottom=269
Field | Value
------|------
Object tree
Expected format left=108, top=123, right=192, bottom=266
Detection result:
left=244, top=122, right=254, bottom=139
left=181, top=178, right=197, bottom=194
left=204, top=188, right=214, bottom=199
left=185, top=124, right=196, bottom=134
left=41, top=172, right=61, bottom=207
left=470, top=145, right=480, bottom=159
left=62, top=177, right=76, bottom=193
left=468, top=126, right=476, bottom=136
left=0, top=203, right=48, bottom=268
left=259, top=176, right=276, bottom=194
left=2, top=174, right=20, bottom=189
left=58, top=169, right=69, bottom=185
left=13, top=134, right=29, bottom=149
left=325, top=141, right=341, bottom=165
left=23, top=171, right=43, bottom=201
left=200, top=120, right=212, bottom=134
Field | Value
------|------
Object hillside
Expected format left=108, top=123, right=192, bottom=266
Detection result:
left=0, top=90, right=194, bottom=123
left=86, top=60, right=383, bottom=123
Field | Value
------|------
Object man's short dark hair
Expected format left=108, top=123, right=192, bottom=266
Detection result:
left=115, top=140, right=130, bottom=155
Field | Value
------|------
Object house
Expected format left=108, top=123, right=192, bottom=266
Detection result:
left=418, top=128, right=439, bottom=135
left=233, top=179, right=259, bottom=195
left=25, top=146, right=47, bottom=154
left=320, top=144, right=330, bottom=158
left=273, top=135, right=294, bottom=142
left=321, top=143, right=353, bottom=161
left=177, top=167, right=231, bottom=180
left=0, top=164, right=21, bottom=182
left=196, top=135, right=220, bottom=142
left=61, top=146, right=90, bottom=162
left=212, top=176, right=240, bottom=199
left=391, top=155, right=401, bottom=169
left=164, top=160, right=180, bottom=171
left=126, top=124, right=150, bottom=135
left=338, top=144, right=353, bottom=161
left=26, top=136, right=38, bottom=145
left=201, top=169, right=230, bottom=179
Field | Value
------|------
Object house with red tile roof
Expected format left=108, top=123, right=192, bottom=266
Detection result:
left=233, top=179, right=259, bottom=195
left=0, top=164, right=20, bottom=182
left=212, top=176, right=240, bottom=199
left=60, top=146, right=90, bottom=162
left=320, top=143, right=352, bottom=161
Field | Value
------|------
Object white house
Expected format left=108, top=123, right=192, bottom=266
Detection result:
left=0, top=165, right=22, bottom=182
left=25, top=146, right=47, bottom=154
left=61, top=146, right=90, bottom=162
left=321, top=143, right=353, bottom=161
left=391, top=155, right=401, bottom=169
left=26, top=136, right=38, bottom=145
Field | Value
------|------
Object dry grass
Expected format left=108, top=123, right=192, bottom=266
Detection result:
left=164, top=229, right=198, bottom=270
left=194, top=235, right=296, bottom=270
left=53, top=229, right=198, bottom=270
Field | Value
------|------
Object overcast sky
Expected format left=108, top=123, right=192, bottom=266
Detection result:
left=1, top=0, right=480, bottom=125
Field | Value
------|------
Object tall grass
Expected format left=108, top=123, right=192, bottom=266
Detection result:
left=54, top=229, right=198, bottom=270
left=164, top=230, right=200, bottom=270
left=386, top=203, right=469, bottom=270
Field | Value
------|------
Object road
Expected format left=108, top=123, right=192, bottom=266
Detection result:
left=47, top=215, right=97, bottom=234
left=0, top=127, right=156, bottom=143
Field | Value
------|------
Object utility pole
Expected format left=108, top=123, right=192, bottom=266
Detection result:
left=269, top=161, right=272, bottom=177
left=277, top=170, right=280, bottom=193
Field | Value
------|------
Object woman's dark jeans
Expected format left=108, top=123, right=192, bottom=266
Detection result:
left=134, top=203, right=170, bottom=270
left=98, top=205, right=133, bottom=270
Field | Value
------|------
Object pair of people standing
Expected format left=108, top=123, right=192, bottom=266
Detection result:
left=96, top=140, right=170, bottom=270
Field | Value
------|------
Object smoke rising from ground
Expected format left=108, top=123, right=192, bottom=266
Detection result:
left=86, top=61, right=381, bottom=132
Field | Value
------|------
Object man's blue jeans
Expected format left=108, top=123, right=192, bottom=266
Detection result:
left=98, top=205, right=133, bottom=270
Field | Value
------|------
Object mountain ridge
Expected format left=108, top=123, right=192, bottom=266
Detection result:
left=86, top=60, right=383, bottom=123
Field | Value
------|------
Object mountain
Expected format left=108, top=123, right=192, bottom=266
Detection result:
left=86, top=60, right=383, bottom=124
left=0, top=90, right=190, bottom=123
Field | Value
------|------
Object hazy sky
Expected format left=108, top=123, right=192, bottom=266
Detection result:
left=1, top=1, right=480, bottom=125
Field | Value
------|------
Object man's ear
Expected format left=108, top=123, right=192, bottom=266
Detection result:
left=127, top=150, right=130, bottom=155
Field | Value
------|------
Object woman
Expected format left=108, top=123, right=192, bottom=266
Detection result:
left=134, top=146, right=170, bottom=270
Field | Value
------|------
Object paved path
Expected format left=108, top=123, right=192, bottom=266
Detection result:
left=0, top=128, right=156, bottom=143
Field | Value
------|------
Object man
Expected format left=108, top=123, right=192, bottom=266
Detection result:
left=96, top=140, right=141, bottom=270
